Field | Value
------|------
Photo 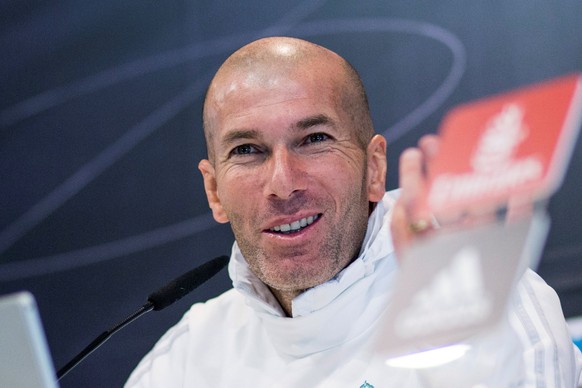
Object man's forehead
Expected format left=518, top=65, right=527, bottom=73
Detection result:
left=210, top=72, right=306, bottom=109
left=208, top=43, right=344, bottom=104
left=202, top=39, right=357, bottom=160
left=207, top=65, right=341, bottom=133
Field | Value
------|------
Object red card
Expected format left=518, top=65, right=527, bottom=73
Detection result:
left=428, top=73, right=582, bottom=214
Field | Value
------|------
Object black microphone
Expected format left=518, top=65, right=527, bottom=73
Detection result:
left=56, top=255, right=229, bottom=380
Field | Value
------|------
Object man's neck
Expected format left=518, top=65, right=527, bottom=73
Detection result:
left=269, top=287, right=304, bottom=317
left=266, top=251, right=365, bottom=317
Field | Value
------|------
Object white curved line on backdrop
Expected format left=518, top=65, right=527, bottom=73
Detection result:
left=0, top=213, right=217, bottom=282
left=0, top=18, right=465, bottom=280
left=0, top=0, right=329, bottom=257
left=293, top=19, right=466, bottom=143
left=0, top=0, right=329, bottom=128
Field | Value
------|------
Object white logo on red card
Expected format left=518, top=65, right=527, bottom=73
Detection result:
left=471, top=103, right=529, bottom=173
left=430, top=103, right=544, bottom=209
left=427, top=73, right=582, bottom=214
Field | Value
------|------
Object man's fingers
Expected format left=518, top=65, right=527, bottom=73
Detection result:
left=419, top=134, right=440, bottom=167
left=398, top=147, right=431, bottom=221
left=392, top=135, right=444, bottom=259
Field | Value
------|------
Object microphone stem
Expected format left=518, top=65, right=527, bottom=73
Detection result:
left=56, top=302, right=154, bottom=380
left=55, top=255, right=228, bottom=381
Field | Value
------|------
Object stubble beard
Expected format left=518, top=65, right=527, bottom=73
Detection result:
left=230, top=179, right=370, bottom=294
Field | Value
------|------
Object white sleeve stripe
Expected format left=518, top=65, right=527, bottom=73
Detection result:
left=512, top=290, right=546, bottom=388
left=522, top=278, right=562, bottom=388
left=511, top=272, right=571, bottom=388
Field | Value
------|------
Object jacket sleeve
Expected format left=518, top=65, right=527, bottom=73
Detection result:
left=508, top=269, right=582, bottom=387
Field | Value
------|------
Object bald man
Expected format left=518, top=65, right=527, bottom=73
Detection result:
left=126, top=37, right=581, bottom=387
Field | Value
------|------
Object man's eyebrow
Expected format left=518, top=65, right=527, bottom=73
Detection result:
left=294, top=114, right=335, bottom=130
left=221, top=129, right=261, bottom=147
left=220, top=115, right=334, bottom=147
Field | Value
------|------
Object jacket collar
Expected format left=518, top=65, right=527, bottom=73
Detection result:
left=227, top=193, right=399, bottom=357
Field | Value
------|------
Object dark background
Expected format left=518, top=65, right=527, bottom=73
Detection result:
left=1, top=1, right=582, bottom=386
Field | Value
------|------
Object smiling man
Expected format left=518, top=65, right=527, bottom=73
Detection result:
left=198, top=37, right=386, bottom=316
left=126, top=37, right=581, bottom=387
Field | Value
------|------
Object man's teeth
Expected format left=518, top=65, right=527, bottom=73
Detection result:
left=271, top=214, right=319, bottom=233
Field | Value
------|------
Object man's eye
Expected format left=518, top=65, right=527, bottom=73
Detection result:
left=231, top=144, right=257, bottom=155
left=304, top=133, right=329, bottom=144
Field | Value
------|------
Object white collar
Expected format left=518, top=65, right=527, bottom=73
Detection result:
left=227, top=193, right=399, bottom=357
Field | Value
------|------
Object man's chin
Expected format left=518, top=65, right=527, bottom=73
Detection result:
left=259, top=268, right=335, bottom=293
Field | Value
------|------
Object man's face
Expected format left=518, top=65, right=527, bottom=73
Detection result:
left=200, top=64, right=384, bottom=293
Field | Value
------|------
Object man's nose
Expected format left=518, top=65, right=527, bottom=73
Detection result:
left=265, top=147, right=306, bottom=199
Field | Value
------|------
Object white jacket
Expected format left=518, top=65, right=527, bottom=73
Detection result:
left=126, top=193, right=582, bottom=387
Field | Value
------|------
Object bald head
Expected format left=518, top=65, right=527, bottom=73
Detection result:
left=202, top=37, right=374, bottom=163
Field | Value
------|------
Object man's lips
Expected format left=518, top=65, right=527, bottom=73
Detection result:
left=265, top=213, right=321, bottom=235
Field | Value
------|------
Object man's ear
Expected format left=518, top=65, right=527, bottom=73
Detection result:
left=366, top=134, right=387, bottom=202
left=198, top=159, right=229, bottom=223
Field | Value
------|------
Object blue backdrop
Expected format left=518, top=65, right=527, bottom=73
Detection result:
left=1, top=1, right=582, bottom=386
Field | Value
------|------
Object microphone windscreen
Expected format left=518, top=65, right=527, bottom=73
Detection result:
left=147, top=255, right=229, bottom=311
